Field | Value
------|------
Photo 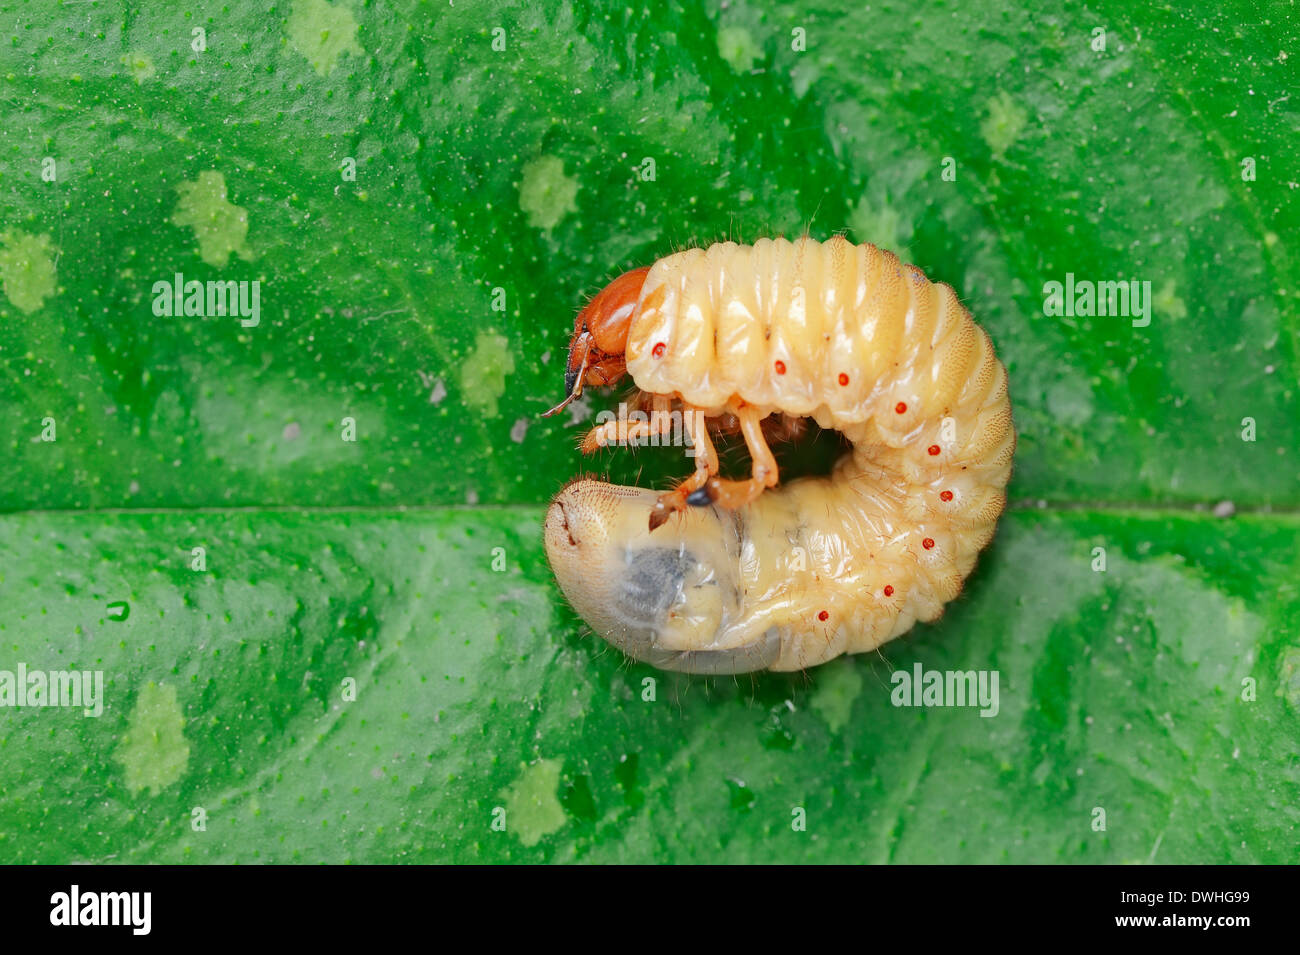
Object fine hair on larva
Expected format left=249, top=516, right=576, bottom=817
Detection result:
left=543, top=235, right=1015, bottom=674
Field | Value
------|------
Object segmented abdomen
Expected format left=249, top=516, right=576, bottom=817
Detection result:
left=624, top=236, right=1015, bottom=667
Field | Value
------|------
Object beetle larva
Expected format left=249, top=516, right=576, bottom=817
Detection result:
left=543, top=236, right=1014, bottom=673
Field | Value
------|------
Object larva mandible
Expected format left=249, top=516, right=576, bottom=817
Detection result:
left=542, top=236, right=1015, bottom=674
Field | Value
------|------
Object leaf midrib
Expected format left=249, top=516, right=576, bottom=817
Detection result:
left=2, top=501, right=1298, bottom=518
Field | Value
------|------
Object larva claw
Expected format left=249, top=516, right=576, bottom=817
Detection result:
left=648, top=503, right=672, bottom=532
left=650, top=473, right=708, bottom=531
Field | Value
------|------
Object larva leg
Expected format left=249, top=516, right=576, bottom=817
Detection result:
left=648, top=404, right=717, bottom=531
left=580, top=394, right=675, bottom=453
left=690, top=406, right=779, bottom=511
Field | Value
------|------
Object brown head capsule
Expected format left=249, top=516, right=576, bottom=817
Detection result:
left=541, top=266, right=650, bottom=417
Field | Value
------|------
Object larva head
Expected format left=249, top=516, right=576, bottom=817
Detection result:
left=544, top=478, right=781, bottom=674
left=541, top=266, right=650, bottom=417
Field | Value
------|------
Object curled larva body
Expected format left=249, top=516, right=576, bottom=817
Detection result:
left=544, top=236, right=1014, bottom=673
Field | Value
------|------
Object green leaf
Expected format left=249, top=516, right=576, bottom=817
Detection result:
left=0, top=0, right=1295, bottom=862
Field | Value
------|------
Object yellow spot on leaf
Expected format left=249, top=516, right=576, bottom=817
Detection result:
left=519, top=155, right=579, bottom=232
left=810, top=659, right=863, bottom=732
left=501, top=759, right=566, bottom=847
left=981, top=92, right=1028, bottom=158
left=120, top=51, right=155, bottom=84
left=172, top=171, right=253, bottom=267
left=1153, top=280, right=1187, bottom=320
left=849, top=198, right=911, bottom=262
left=1277, top=648, right=1300, bottom=708
left=717, top=26, right=761, bottom=73
left=1046, top=375, right=1095, bottom=428
left=115, top=683, right=190, bottom=796
left=287, top=0, right=363, bottom=76
left=0, top=231, right=58, bottom=313
left=460, top=332, right=516, bottom=418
